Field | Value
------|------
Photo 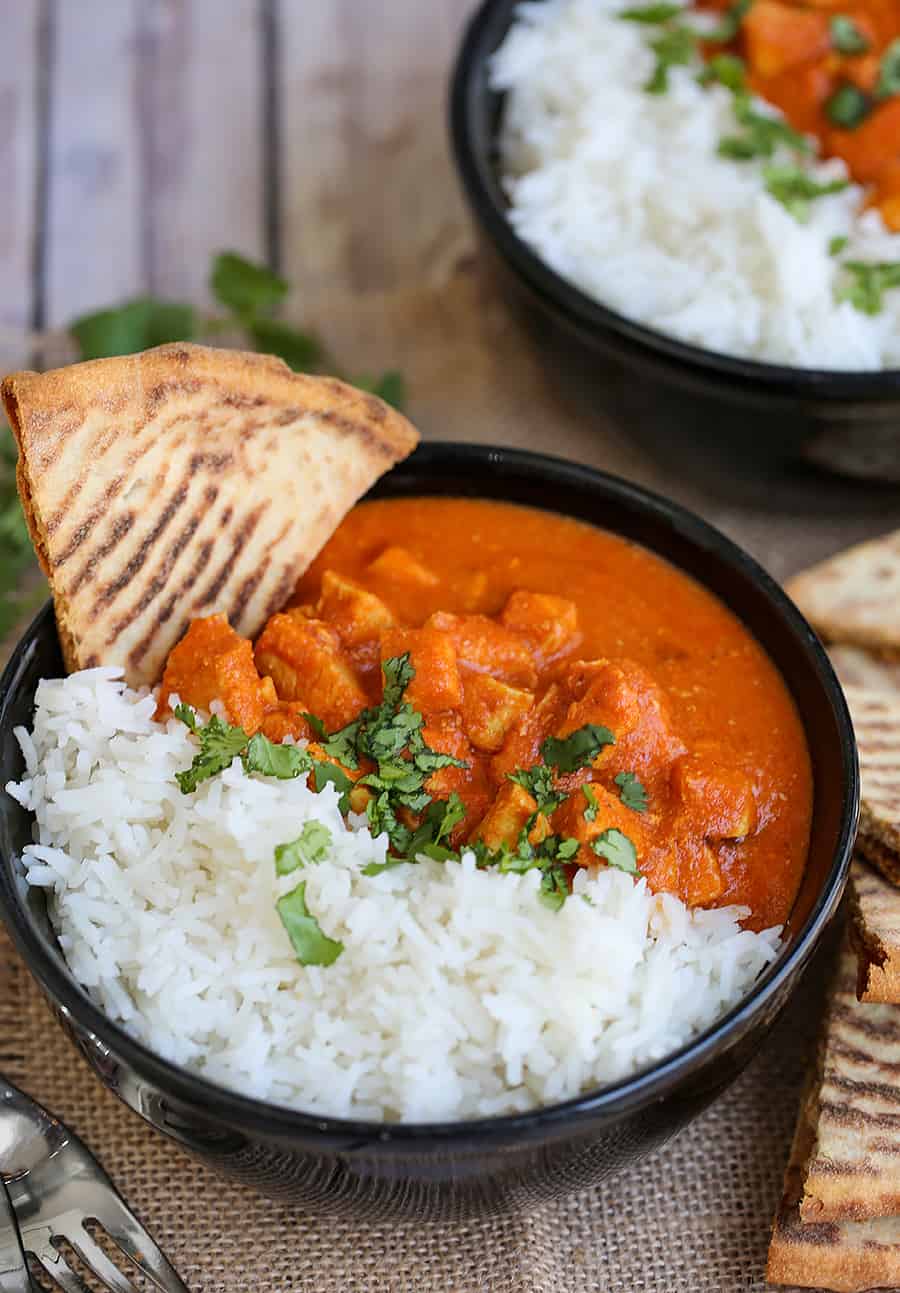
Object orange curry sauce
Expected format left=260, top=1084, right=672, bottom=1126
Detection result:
left=158, top=498, right=813, bottom=931
left=697, top=0, right=900, bottom=228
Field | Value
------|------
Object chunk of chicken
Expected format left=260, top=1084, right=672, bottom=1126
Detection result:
left=157, top=614, right=269, bottom=734
left=671, top=753, right=757, bottom=841
left=367, top=545, right=439, bottom=588
left=255, top=613, right=368, bottom=732
left=490, top=685, right=567, bottom=783
left=500, top=591, right=581, bottom=664
left=425, top=611, right=538, bottom=689
left=559, top=659, right=685, bottom=779
left=317, top=570, right=395, bottom=647
left=470, top=781, right=538, bottom=852
left=550, top=783, right=649, bottom=868
left=461, top=674, right=534, bottom=753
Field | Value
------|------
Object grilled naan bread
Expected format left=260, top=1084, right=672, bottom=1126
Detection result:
left=785, top=530, right=900, bottom=650
left=2, top=343, right=418, bottom=686
left=843, top=684, right=900, bottom=889
left=850, top=859, right=900, bottom=1003
left=829, top=643, right=900, bottom=695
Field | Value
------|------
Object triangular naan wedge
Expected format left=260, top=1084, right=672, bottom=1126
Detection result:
left=828, top=643, right=900, bottom=696
left=850, top=858, right=900, bottom=1003
left=843, top=684, right=900, bottom=885
left=786, top=531, right=900, bottom=650
left=799, top=941, right=900, bottom=1221
left=2, top=343, right=418, bottom=686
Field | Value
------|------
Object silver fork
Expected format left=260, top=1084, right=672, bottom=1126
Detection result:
left=1, top=1077, right=190, bottom=1292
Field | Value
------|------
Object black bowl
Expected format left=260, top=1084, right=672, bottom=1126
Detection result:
left=0, top=444, right=857, bottom=1219
left=449, top=0, right=900, bottom=477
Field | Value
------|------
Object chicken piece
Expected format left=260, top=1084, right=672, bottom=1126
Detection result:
left=421, top=714, right=491, bottom=842
left=380, top=627, right=463, bottom=715
left=255, top=613, right=367, bottom=732
left=425, top=611, right=538, bottom=689
left=461, top=674, right=534, bottom=753
left=500, top=591, right=581, bottom=664
left=367, top=545, right=439, bottom=588
left=470, top=781, right=538, bottom=852
left=743, top=1, right=830, bottom=78
left=559, top=659, right=685, bottom=780
left=671, top=753, right=757, bottom=841
left=490, top=685, right=567, bottom=783
left=257, top=701, right=313, bottom=745
left=317, top=570, right=395, bottom=647
left=675, top=840, right=725, bottom=908
left=828, top=98, right=900, bottom=184
left=550, top=783, right=649, bottom=868
left=157, top=614, right=268, bottom=734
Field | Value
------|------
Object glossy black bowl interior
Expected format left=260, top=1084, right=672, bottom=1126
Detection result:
left=0, top=444, right=857, bottom=1218
left=449, top=0, right=900, bottom=472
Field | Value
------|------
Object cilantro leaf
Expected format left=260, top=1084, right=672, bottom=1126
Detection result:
left=248, top=317, right=322, bottom=372
left=508, top=763, right=567, bottom=816
left=876, top=38, right=900, bottom=98
left=719, top=95, right=811, bottom=160
left=615, top=771, right=649, bottom=814
left=354, top=370, right=407, bottom=411
left=210, top=251, right=288, bottom=322
left=645, top=24, right=697, bottom=93
left=762, top=165, right=848, bottom=221
left=583, top=784, right=600, bottom=823
left=313, top=761, right=354, bottom=813
left=175, top=714, right=249, bottom=794
left=276, top=881, right=343, bottom=966
left=541, top=724, right=615, bottom=774
left=829, top=234, right=849, bottom=257
left=70, top=297, right=196, bottom=360
left=303, top=712, right=328, bottom=740
left=620, top=3, right=682, bottom=22
left=592, top=828, right=640, bottom=875
left=825, top=84, right=870, bottom=128
left=539, top=866, right=570, bottom=912
left=173, top=703, right=198, bottom=732
left=838, top=260, right=900, bottom=314
left=274, top=821, right=333, bottom=875
left=244, top=733, right=312, bottom=780
left=698, top=53, right=746, bottom=91
left=830, top=15, right=870, bottom=54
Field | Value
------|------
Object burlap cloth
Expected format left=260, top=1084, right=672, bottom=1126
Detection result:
left=3, top=263, right=900, bottom=1291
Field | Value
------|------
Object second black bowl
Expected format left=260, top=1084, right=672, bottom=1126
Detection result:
left=449, top=0, right=900, bottom=478
left=0, top=444, right=857, bottom=1218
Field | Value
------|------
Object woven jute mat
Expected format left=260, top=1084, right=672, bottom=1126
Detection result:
left=0, top=921, right=829, bottom=1292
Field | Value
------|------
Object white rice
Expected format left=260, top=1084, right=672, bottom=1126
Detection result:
left=493, top=0, right=900, bottom=369
left=6, top=669, right=781, bottom=1122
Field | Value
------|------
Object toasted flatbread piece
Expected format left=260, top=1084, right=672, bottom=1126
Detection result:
left=785, top=530, right=900, bottom=650
left=850, top=858, right=900, bottom=1003
left=2, top=343, right=418, bottom=686
left=843, top=685, right=900, bottom=887
left=768, top=1069, right=900, bottom=1291
left=829, top=644, right=900, bottom=696
left=797, top=941, right=900, bottom=1222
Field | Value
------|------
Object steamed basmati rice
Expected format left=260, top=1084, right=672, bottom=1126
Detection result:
left=493, top=0, right=900, bottom=369
left=6, top=669, right=782, bottom=1121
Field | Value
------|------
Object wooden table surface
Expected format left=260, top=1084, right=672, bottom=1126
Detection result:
left=1, top=0, right=899, bottom=581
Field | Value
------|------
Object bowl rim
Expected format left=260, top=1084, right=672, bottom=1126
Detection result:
left=448, top=0, right=900, bottom=396
left=0, top=442, right=858, bottom=1151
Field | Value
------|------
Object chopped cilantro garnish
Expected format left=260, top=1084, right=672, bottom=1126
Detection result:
left=539, top=866, right=571, bottom=912
left=173, top=703, right=198, bottom=732
left=825, top=84, right=870, bottom=128
left=583, top=783, right=600, bottom=823
left=276, top=881, right=343, bottom=966
left=313, top=761, right=354, bottom=814
left=615, top=771, right=649, bottom=814
left=703, top=0, right=753, bottom=43
left=302, top=712, right=328, bottom=739
left=620, top=2, right=682, bottom=21
left=829, top=235, right=849, bottom=257
left=719, top=95, right=811, bottom=160
left=508, top=763, right=567, bottom=817
left=645, top=24, right=697, bottom=93
left=174, top=714, right=251, bottom=793
left=540, top=723, right=615, bottom=774
left=698, top=53, right=746, bottom=91
left=838, top=260, right=900, bottom=314
left=245, top=732, right=313, bottom=780
left=592, top=828, right=640, bottom=875
left=274, top=821, right=333, bottom=875
left=830, top=15, right=870, bottom=55
left=876, top=38, right=900, bottom=98
left=762, top=165, right=848, bottom=221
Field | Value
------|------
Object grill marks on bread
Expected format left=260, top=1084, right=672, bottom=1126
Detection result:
left=2, top=343, right=418, bottom=686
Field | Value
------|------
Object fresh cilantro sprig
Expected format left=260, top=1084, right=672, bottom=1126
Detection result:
left=275, top=821, right=333, bottom=875
left=762, top=165, right=848, bottom=221
left=276, top=880, right=344, bottom=966
left=540, top=723, right=615, bottom=773
left=837, top=261, right=900, bottom=314
left=174, top=706, right=312, bottom=794
left=876, top=38, right=900, bottom=98
left=830, top=14, right=870, bottom=55
left=615, top=771, right=649, bottom=813
left=718, top=95, right=811, bottom=160
left=592, top=828, right=640, bottom=875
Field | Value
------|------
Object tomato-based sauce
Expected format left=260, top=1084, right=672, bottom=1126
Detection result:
left=158, top=498, right=813, bottom=931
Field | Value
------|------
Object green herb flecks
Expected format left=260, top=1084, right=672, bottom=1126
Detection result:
left=762, top=165, right=849, bottom=221
left=825, top=84, right=870, bottom=128
left=174, top=709, right=314, bottom=794
left=703, top=0, right=753, bottom=43
left=275, top=822, right=333, bottom=876
left=718, top=95, right=812, bottom=160
left=837, top=260, right=900, bottom=314
left=276, top=881, right=344, bottom=966
left=583, top=783, right=601, bottom=823
left=876, top=38, right=900, bottom=98
left=829, top=235, right=849, bottom=257
left=614, top=771, right=649, bottom=814
left=698, top=53, right=746, bottom=91
left=830, top=15, right=870, bottom=55
left=620, top=2, right=683, bottom=22
left=540, top=723, right=615, bottom=774
left=645, top=24, right=698, bottom=93
left=245, top=732, right=313, bottom=780
left=592, top=828, right=640, bottom=875
left=508, top=763, right=568, bottom=818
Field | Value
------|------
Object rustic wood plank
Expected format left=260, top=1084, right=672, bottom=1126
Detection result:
left=44, top=0, right=142, bottom=326
left=0, top=0, right=41, bottom=333
left=278, top=0, right=478, bottom=301
left=140, top=0, right=267, bottom=305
